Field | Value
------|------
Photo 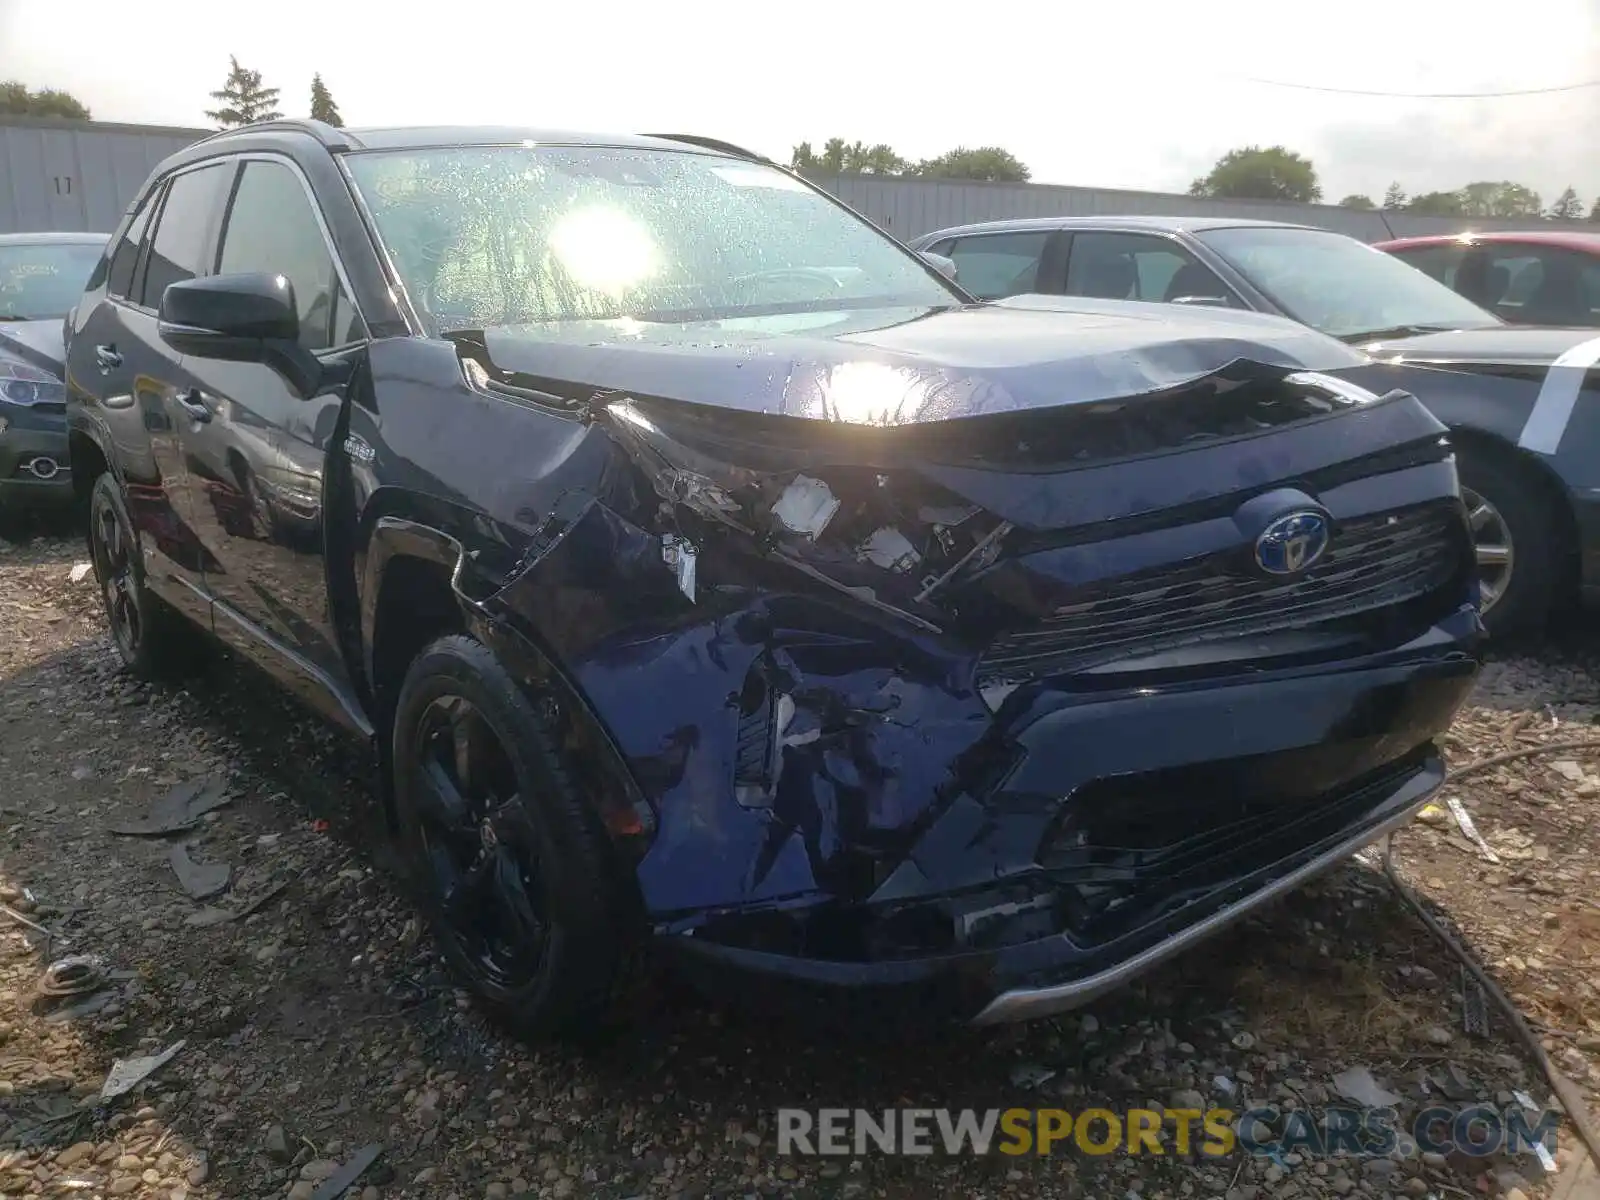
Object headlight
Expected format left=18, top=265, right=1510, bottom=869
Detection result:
left=601, top=397, right=1012, bottom=629
left=0, top=358, right=66, bottom=407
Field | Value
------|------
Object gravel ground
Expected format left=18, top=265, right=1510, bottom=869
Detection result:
left=2, top=514, right=1599, bottom=1200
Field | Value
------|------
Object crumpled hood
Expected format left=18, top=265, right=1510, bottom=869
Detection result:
left=1364, top=325, right=1600, bottom=367
left=0, top=319, right=67, bottom=377
left=477, top=297, right=1367, bottom=425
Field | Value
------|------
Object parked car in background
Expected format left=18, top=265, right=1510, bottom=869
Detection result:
left=1376, top=231, right=1600, bottom=329
left=909, top=215, right=1600, bottom=636
left=0, top=232, right=107, bottom=511
left=67, top=121, right=1480, bottom=1036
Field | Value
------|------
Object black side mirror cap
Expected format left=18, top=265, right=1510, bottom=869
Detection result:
left=158, top=273, right=322, bottom=397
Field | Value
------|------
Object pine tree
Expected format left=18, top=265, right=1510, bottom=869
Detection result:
left=1382, top=182, right=1407, bottom=210
left=309, top=73, right=343, bottom=127
left=205, top=56, right=282, bottom=129
left=1548, top=187, right=1583, bottom=221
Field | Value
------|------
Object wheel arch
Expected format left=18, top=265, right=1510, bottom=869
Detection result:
left=67, top=424, right=113, bottom=503
left=1447, top=425, right=1581, bottom=564
left=1447, top=424, right=1583, bottom=624
left=360, top=515, right=655, bottom=862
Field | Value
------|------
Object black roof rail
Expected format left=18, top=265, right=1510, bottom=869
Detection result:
left=643, top=133, right=771, bottom=164
left=189, top=118, right=351, bottom=150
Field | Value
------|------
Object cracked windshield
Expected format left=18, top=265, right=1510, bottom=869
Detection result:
left=345, top=146, right=955, bottom=334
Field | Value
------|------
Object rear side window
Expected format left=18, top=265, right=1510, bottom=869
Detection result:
left=944, top=232, right=1051, bottom=300
left=139, top=164, right=229, bottom=309
left=216, top=160, right=364, bottom=351
left=107, top=194, right=157, bottom=301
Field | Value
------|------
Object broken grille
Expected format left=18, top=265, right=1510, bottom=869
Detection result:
left=979, top=502, right=1462, bottom=683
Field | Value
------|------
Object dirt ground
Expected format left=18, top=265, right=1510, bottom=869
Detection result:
left=3, top=513, right=1600, bottom=1200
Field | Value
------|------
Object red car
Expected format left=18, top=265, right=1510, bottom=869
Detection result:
left=1376, top=230, right=1600, bottom=328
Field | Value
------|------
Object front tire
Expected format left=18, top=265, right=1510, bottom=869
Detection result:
left=87, top=472, right=202, bottom=679
left=1455, top=443, right=1561, bottom=637
left=391, top=634, right=625, bottom=1039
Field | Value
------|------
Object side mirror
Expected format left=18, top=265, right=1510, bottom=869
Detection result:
left=158, top=273, right=321, bottom=397
left=1170, top=294, right=1232, bottom=308
left=919, top=251, right=958, bottom=283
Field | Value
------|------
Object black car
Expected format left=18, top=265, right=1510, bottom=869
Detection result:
left=0, top=232, right=108, bottom=510
left=910, top=215, right=1600, bottom=636
left=66, top=122, right=1480, bottom=1035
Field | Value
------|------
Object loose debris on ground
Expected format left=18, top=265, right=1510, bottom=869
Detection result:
left=3, top=518, right=1600, bottom=1199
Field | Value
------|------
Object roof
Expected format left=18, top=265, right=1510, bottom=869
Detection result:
left=913, top=214, right=1323, bottom=243
left=1376, top=230, right=1600, bottom=254
left=187, top=119, right=749, bottom=157
left=0, top=231, right=109, bottom=246
left=341, top=126, right=742, bottom=153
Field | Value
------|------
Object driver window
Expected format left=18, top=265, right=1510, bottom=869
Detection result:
left=216, top=160, right=365, bottom=351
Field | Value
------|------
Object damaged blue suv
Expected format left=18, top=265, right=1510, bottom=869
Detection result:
left=64, top=122, right=1482, bottom=1037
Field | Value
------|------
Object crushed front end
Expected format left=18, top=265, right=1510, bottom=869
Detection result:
left=476, top=356, right=1482, bottom=1024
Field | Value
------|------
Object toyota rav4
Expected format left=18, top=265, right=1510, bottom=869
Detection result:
left=66, top=122, right=1482, bottom=1037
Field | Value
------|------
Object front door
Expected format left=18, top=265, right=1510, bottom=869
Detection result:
left=175, top=155, right=368, bottom=719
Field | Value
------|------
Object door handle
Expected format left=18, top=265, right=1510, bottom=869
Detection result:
left=175, top=389, right=212, bottom=424
left=94, top=344, right=122, bottom=372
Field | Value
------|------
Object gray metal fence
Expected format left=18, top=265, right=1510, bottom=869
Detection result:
left=805, top=173, right=1595, bottom=243
left=3, top=115, right=1591, bottom=245
left=0, top=116, right=207, bottom=234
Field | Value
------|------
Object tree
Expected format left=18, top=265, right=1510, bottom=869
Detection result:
left=1457, top=180, right=1542, bottom=218
left=0, top=80, right=91, bottom=119
left=790, top=138, right=1030, bottom=181
left=1407, top=191, right=1464, bottom=216
left=1549, top=186, right=1583, bottom=220
left=309, top=73, right=342, bottom=127
left=791, top=138, right=906, bottom=174
left=1382, top=182, right=1408, bottom=210
left=1188, top=146, right=1321, bottom=204
left=1591, top=197, right=1600, bottom=223
left=1338, top=194, right=1376, bottom=209
left=913, top=146, right=1029, bottom=182
left=205, top=56, right=282, bottom=129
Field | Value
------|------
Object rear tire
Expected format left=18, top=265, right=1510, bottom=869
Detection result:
left=1454, top=442, right=1561, bottom=637
left=87, top=472, right=203, bottom=679
left=391, top=634, right=626, bottom=1040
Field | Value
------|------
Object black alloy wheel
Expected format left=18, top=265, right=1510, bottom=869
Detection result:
left=412, top=693, right=549, bottom=990
left=90, top=476, right=142, bottom=663
left=1453, top=443, right=1561, bottom=638
left=392, top=635, right=624, bottom=1038
left=87, top=472, right=198, bottom=678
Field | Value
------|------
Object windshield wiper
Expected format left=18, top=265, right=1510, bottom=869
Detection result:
left=1337, top=323, right=1465, bottom=343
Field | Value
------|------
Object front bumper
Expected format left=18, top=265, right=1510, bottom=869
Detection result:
left=667, top=605, right=1480, bottom=1023
left=0, top=425, right=72, bottom=506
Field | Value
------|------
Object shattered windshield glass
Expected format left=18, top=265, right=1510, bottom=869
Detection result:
left=344, top=145, right=959, bottom=335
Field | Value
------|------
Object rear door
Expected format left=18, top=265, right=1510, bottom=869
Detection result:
left=68, top=163, right=231, bottom=623
left=175, top=154, right=368, bottom=718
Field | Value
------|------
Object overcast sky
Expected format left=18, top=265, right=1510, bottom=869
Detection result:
left=4, top=0, right=1599, bottom=206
